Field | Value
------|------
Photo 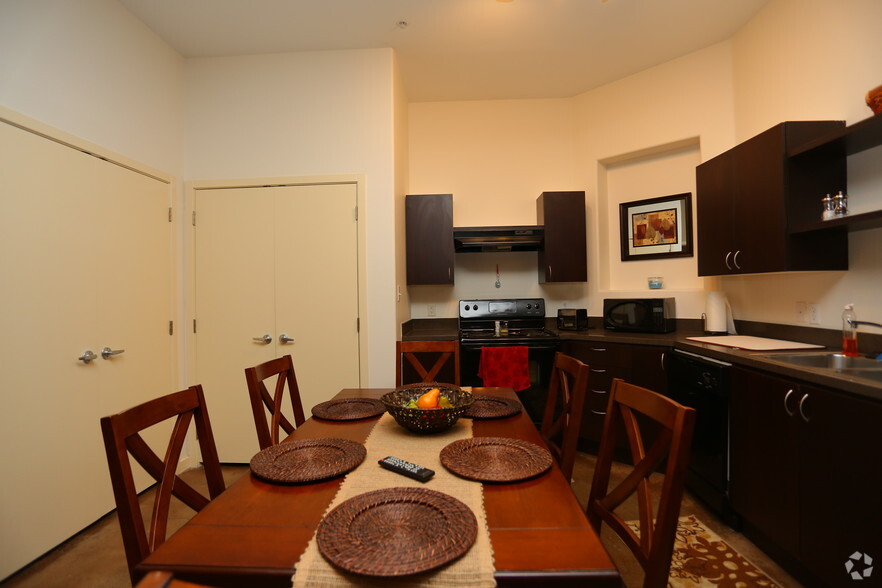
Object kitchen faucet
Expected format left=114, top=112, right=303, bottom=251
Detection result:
left=848, top=319, right=882, bottom=329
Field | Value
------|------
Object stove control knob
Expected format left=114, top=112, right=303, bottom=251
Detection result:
left=464, top=304, right=471, bottom=311
left=526, top=303, right=532, bottom=309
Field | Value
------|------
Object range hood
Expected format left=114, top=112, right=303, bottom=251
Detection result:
left=453, top=226, right=544, bottom=252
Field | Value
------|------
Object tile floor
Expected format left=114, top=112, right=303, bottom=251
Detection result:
left=1, top=457, right=803, bottom=587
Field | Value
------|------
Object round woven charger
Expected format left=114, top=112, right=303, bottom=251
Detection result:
left=249, top=438, right=366, bottom=484
left=317, top=487, right=478, bottom=577
left=464, top=395, right=522, bottom=419
left=311, top=398, right=385, bottom=421
left=440, top=437, right=553, bottom=483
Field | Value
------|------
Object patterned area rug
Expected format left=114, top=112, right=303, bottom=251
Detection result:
left=626, top=515, right=779, bottom=587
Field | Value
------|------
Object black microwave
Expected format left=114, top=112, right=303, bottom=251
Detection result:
left=602, top=298, right=676, bottom=333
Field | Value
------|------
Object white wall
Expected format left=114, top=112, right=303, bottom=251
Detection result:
left=184, top=49, right=399, bottom=385
left=407, top=98, right=581, bottom=318
left=0, top=0, right=184, bottom=174
left=408, top=43, right=735, bottom=320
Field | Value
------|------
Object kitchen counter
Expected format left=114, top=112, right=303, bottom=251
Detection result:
left=402, top=317, right=882, bottom=403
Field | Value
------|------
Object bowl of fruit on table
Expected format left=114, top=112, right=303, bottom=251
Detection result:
left=381, top=383, right=474, bottom=434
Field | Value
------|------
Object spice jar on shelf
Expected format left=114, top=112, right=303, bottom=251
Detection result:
left=822, top=193, right=835, bottom=220
left=832, top=190, right=849, bottom=217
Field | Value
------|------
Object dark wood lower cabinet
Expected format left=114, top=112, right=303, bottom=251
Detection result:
left=730, top=366, right=882, bottom=587
left=563, top=341, right=667, bottom=453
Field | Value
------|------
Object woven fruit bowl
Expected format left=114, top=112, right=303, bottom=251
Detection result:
left=381, top=383, right=474, bottom=434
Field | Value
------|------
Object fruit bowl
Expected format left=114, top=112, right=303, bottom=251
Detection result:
left=381, top=383, right=474, bottom=434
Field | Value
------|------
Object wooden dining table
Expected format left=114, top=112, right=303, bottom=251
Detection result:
left=135, top=387, right=622, bottom=587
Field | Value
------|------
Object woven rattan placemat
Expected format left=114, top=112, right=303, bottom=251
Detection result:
left=291, top=413, right=496, bottom=587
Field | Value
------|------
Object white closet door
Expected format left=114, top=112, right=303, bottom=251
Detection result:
left=194, top=187, right=277, bottom=461
left=193, top=183, right=360, bottom=462
left=274, top=184, right=360, bottom=412
left=0, top=120, right=173, bottom=579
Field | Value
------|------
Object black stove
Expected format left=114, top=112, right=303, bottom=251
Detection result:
left=458, top=298, right=559, bottom=346
left=458, top=298, right=560, bottom=424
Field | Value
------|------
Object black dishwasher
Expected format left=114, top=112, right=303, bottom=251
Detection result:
left=667, top=349, right=733, bottom=524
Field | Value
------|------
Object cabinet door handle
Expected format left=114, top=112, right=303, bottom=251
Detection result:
left=590, top=389, right=608, bottom=395
left=783, top=388, right=797, bottom=416
left=591, top=409, right=607, bottom=415
left=591, top=368, right=607, bottom=374
left=798, top=393, right=810, bottom=423
left=448, top=267, right=452, bottom=280
left=733, top=250, right=742, bottom=270
left=725, top=251, right=734, bottom=270
left=590, top=347, right=607, bottom=352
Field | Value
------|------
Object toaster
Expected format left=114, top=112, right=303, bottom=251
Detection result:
left=557, top=308, right=588, bottom=330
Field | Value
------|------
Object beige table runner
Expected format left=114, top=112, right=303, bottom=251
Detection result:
left=291, top=413, right=497, bottom=587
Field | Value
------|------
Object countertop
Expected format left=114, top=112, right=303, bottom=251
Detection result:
left=401, top=318, right=882, bottom=403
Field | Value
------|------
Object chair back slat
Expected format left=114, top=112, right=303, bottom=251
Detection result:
left=245, top=355, right=306, bottom=450
left=100, top=385, right=225, bottom=583
left=585, top=378, right=696, bottom=588
left=540, top=352, right=590, bottom=481
left=396, top=340, right=460, bottom=386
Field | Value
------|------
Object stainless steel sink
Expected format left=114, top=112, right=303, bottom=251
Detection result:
left=839, top=369, right=882, bottom=383
left=757, top=352, right=882, bottom=370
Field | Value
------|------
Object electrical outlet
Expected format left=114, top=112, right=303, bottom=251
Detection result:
left=796, top=301, right=807, bottom=323
left=427, top=304, right=436, bottom=317
left=808, top=303, right=821, bottom=325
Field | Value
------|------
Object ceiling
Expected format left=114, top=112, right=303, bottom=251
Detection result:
left=118, top=0, right=770, bottom=103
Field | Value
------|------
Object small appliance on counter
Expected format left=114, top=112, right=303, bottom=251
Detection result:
left=557, top=308, right=588, bottom=330
left=602, top=297, right=676, bottom=333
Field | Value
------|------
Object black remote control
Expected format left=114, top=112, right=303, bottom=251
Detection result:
left=378, top=456, right=435, bottom=482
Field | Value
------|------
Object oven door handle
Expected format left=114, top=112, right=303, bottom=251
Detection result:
left=461, top=343, right=560, bottom=351
left=460, top=343, right=560, bottom=351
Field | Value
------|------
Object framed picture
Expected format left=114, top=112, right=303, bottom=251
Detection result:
left=619, top=192, right=693, bottom=261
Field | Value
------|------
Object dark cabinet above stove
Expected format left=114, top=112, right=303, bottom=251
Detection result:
left=405, top=191, right=587, bottom=285
left=405, top=193, right=454, bottom=285
left=538, top=191, right=587, bottom=283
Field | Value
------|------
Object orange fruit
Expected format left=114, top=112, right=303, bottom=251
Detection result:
left=417, top=388, right=440, bottom=409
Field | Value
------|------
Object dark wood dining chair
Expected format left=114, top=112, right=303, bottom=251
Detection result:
left=539, top=351, right=590, bottom=482
left=585, top=378, right=696, bottom=588
left=396, top=340, right=461, bottom=386
left=100, top=385, right=226, bottom=584
left=244, top=354, right=306, bottom=450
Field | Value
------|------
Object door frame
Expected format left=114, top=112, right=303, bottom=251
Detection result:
left=183, top=175, right=368, bottom=389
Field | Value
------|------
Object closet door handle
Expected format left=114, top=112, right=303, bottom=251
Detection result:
left=252, top=334, right=272, bottom=345
left=279, top=333, right=295, bottom=344
left=101, top=347, right=125, bottom=359
left=78, top=350, right=98, bottom=364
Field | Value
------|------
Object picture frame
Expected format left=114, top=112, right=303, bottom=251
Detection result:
left=619, top=192, right=693, bottom=261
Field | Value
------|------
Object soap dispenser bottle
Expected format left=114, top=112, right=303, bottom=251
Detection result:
left=842, top=304, right=858, bottom=357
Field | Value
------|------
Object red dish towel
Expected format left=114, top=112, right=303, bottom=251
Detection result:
left=477, top=346, right=531, bottom=391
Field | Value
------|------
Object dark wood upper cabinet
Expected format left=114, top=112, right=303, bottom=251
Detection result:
left=537, top=191, right=587, bottom=283
left=696, top=121, right=848, bottom=276
left=405, top=194, right=454, bottom=285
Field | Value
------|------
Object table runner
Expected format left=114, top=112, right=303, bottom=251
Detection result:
left=291, top=413, right=497, bottom=587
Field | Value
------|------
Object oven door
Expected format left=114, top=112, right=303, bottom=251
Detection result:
left=459, top=341, right=560, bottom=425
